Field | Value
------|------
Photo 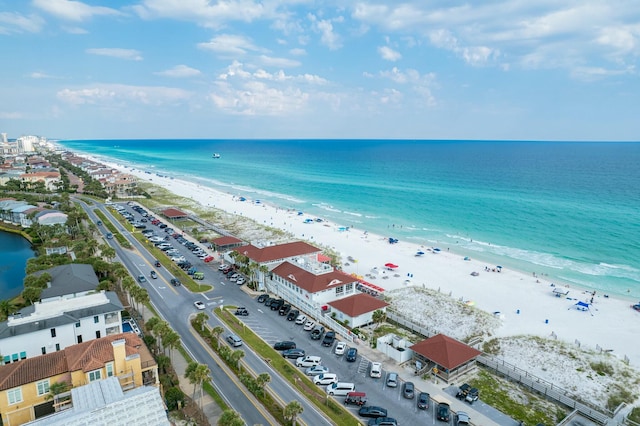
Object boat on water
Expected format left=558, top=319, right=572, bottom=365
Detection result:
left=212, top=153, right=221, bottom=158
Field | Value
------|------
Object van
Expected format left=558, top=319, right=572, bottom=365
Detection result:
left=326, top=382, right=356, bottom=396
left=344, top=391, right=367, bottom=406
left=295, top=355, right=321, bottom=368
left=386, top=372, right=398, bottom=388
left=226, top=334, right=243, bottom=347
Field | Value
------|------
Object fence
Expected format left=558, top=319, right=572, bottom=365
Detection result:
left=386, top=309, right=614, bottom=425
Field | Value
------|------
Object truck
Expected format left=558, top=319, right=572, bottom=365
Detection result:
left=456, top=383, right=479, bottom=404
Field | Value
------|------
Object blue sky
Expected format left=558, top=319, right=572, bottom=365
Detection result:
left=1, top=0, right=639, bottom=141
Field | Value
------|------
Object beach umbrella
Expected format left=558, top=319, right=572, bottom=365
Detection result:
left=385, top=263, right=398, bottom=269
left=416, top=250, right=425, bottom=256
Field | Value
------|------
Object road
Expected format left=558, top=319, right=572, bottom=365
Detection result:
left=78, top=199, right=333, bottom=426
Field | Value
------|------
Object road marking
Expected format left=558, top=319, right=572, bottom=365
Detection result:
left=257, top=309, right=264, bottom=314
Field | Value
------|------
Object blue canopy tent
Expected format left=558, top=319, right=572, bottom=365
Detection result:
left=571, top=301, right=593, bottom=315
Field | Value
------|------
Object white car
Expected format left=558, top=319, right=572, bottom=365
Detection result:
left=295, top=314, right=307, bottom=325
left=194, top=301, right=206, bottom=310
left=334, top=342, right=347, bottom=355
left=229, top=274, right=239, bottom=282
left=305, top=365, right=329, bottom=376
left=313, top=373, right=338, bottom=386
left=236, top=277, right=246, bottom=285
left=303, top=320, right=316, bottom=331
left=370, top=362, right=382, bottom=378
left=171, top=256, right=186, bottom=263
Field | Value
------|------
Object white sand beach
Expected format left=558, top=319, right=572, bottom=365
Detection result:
left=87, top=156, right=640, bottom=405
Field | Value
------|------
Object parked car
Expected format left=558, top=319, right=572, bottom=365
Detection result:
left=436, top=403, right=451, bottom=422
left=455, top=411, right=471, bottom=426
left=370, top=362, right=382, bottom=378
left=194, top=301, right=206, bottom=310
left=287, top=309, right=300, bottom=321
left=295, top=314, right=307, bottom=325
left=295, top=356, right=321, bottom=368
left=310, top=326, right=325, bottom=340
left=273, top=341, right=296, bottom=351
left=417, top=392, right=430, bottom=409
left=270, top=299, right=284, bottom=311
left=313, top=373, right=338, bottom=386
left=358, top=406, right=388, bottom=418
left=305, top=365, right=329, bottom=376
left=402, top=381, right=415, bottom=399
left=234, top=307, right=249, bottom=316
left=456, top=383, right=479, bottom=404
left=334, top=342, right=347, bottom=355
left=257, top=294, right=269, bottom=303
left=346, top=347, right=358, bottom=362
left=282, top=348, right=305, bottom=359
left=303, top=320, right=315, bottom=331
left=386, top=373, right=398, bottom=388
left=367, top=417, right=397, bottom=426
left=279, top=304, right=292, bottom=316
left=322, top=331, right=336, bottom=347
left=236, top=277, right=246, bottom=284
left=344, top=391, right=367, bottom=406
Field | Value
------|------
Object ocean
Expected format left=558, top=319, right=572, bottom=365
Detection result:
left=57, top=139, right=640, bottom=299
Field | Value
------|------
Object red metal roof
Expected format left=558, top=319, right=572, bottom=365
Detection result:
left=161, top=208, right=188, bottom=218
left=328, top=293, right=389, bottom=317
left=233, top=241, right=321, bottom=263
left=272, top=262, right=359, bottom=294
left=409, top=334, right=481, bottom=370
left=213, top=236, right=244, bottom=245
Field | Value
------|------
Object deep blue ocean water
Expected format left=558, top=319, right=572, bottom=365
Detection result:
left=58, top=139, right=640, bottom=299
left=0, top=231, right=35, bottom=299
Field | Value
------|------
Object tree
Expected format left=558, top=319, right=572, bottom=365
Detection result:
left=194, top=312, right=209, bottom=332
left=0, top=299, right=14, bottom=320
left=163, top=329, right=180, bottom=359
left=211, top=326, right=224, bottom=348
left=145, top=316, right=160, bottom=334
left=218, top=409, right=244, bottom=426
left=284, top=400, right=304, bottom=426
left=99, top=243, right=116, bottom=261
left=45, top=380, right=71, bottom=411
left=22, top=286, right=42, bottom=304
left=230, top=349, right=244, bottom=370
left=185, top=362, right=210, bottom=410
left=164, top=386, right=185, bottom=411
left=256, top=373, right=271, bottom=391
left=156, top=354, right=171, bottom=375
left=372, top=309, right=387, bottom=331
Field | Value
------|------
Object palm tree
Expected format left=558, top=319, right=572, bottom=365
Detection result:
left=163, top=329, right=180, bottom=359
left=259, top=265, right=269, bottom=290
left=135, top=287, right=150, bottom=317
left=145, top=316, right=160, bottom=334
left=0, top=299, right=14, bottom=320
left=255, top=373, right=271, bottom=392
left=194, top=312, right=209, bottom=332
left=186, top=362, right=210, bottom=410
left=230, top=349, right=245, bottom=370
left=153, top=320, right=170, bottom=353
left=156, top=354, right=171, bottom=375
left=372, top=309, right=387, bottom=331
left=211, top=326, right=224, bottom=348
left=112, top=264, right=128, bottom=293
left=99, top=243, right=116, bottom=261
left=121, top=277, right=136, bottom=307
left=45, top=381, right=71, bottom=411
left=217, top=409, right=244, bottom=426
left=284, top=400, right=304, bottom=426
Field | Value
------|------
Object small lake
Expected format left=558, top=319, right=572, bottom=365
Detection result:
left=0, top=231, right=35, bottom=300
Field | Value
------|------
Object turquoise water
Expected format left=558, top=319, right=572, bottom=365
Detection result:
left=58, top=139, right=640, bottom=298
left=0, top=231, right=35, bottom=300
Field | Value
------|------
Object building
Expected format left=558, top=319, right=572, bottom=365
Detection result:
left=0, top=333, right=158, bottom=425
left=211, top=235, right=244, bottom=252
left=409, top=334, right=482, bottom=382
left=20, top=171, right=61, bottom=192
left=327, top=293, right=389, bottom=328
left=23, top=377, right=169, bottom=426
left=34, top=210, right=68, bottom=227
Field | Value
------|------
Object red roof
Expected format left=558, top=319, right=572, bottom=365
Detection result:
left=162, top=208, right=188, bottom=218
left=328, top=293, right=389, bottom=317
left=233, top=241, right=320, bottom=263
left=213, top=236, right=244, bottom=245
left=317, top=254, right=332, bottom=263
left=272, top=262, right=359, bottom=294
left=409, top=334, right=481, bottom=370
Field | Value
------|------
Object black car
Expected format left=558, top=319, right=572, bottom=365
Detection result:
left=264, top=298, right=276, bottom=307
left=154, top=260, right=161, bottom=267
left=367, top=418, right=397, bottom=426
left=310, top=326, right=325, bottom=340
left=270, top=299, right=285, bottom=311
left=322, top=331, right=336, bottom=347
left=273, top=341, right=296, bottom=350
left=287, top=309, right=300, bottom=321
left=436, top=403, right=451, bottom=422
left=234, top=307, right=249, bottom=316
left=417, top=392, right=430, bottom=409
left=170, top=278, right=181, bottom=286
left=358, top=406, right=388, bottom=418
left=257, top=294, right=269, bottom=303
left=279, top=304, right=292, bottom=316
left=282, top=348, right=305, bottom=359
left=346, top=347, right=358, bottom=362
left=402, top=381, right=415, bottom=399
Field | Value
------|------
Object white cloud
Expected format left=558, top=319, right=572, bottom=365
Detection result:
left=0, top=112, right=23, bottom=119
left=378, top=67, right=436, bottom=106
left=198, top=34, right=261, bottom=55
left=57, top=84, right=191, bottom=106
left=289, top=48, right=306, bottom=56
left=62, top=26, right=88, bottom=34
left=0, top=12, right=44, bottom=34
left=258, top=55, right=301, bottom=68
left=378, top=46, right=402, bottom=61
left=29, top=72, right=58, bottom=79
left=218, top=61, right=326, bottom=84
left=155, top=65, right=202, bottom=78
left=308, top=14, right=342, bottom=50
left=429, top=29, right=498, bottom=66
left=86, top=48, right=143, bottom=61
left=33, top=0, right=122, bottom=22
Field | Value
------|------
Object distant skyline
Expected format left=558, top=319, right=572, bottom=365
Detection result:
left=1, top=0, right=639, bottom=141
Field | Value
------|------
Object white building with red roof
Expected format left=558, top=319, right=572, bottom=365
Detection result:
left=327, top=293, right=389, bottom=328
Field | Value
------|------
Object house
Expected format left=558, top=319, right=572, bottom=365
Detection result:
left=0, top=333, right=158, bottom=425
left=161, top=207, right=188, bottom=221
left=327, top=293, right=389, bottom=328
left=20, top=171, right=61, bottom=191
left=23, top=377, right=169, bottom=426
left=34, top=264, right=99, bottom=301
left=211, top=235, right=244, bottom=252
left=0, top=291, right=124, bottom=363
left=409, top=334, right=482, bottom=383
left=34, top=210, right=68, bottom=227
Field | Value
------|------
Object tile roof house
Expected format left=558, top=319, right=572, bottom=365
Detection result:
left=327, top=293, right=389, bottom=328
left=0, top=333, right=158, bottom=425
left=409, top=334, right=482, bottom=383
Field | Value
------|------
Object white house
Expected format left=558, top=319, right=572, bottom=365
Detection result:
left=327, top=293, right=389, bottom=328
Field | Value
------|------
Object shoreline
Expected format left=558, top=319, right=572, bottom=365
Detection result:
left=70, top=151, right=640, bottom=369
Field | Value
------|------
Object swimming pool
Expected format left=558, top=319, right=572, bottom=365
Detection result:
left=122, top=318, right=141, bottom=335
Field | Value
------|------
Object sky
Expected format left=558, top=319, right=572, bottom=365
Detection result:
left=0, top=0, right=639, bottom=141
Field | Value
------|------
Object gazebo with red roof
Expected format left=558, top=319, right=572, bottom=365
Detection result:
left=161, top=208, right=188, bottom=220
left=409, top=334, right=482, bottom=382
left=212, top=236, right=245, bottom=252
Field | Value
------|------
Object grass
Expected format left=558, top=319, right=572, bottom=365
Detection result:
left=213, top=307, right=361, bottom=426
left=95, top=208, right=131, bottom=248
left=175, top=345, right=229, bottom=411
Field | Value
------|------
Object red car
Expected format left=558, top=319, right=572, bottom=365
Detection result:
left=204, top=256, right=214, bottom=263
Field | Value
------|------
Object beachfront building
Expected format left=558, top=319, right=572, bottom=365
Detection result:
left=0, top=333, right=159, bottom=425
left=408, top=334, right=482, bottom=383
left=101, top=173, right=137, bottom=197
left=227, top=241, right=322, bottom=290
left=20, top=171, right=61, bottom=191
left=0, top=200, right=38, bottom=227
left=212, top=235, right=244, bottom=252
left=327, top=293, right=389, bottom=328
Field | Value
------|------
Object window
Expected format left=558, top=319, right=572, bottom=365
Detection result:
left=335, top=286, right=344, bottom=296
left=75, top=322, right=80, bottom=328
left=7, top=387, right=22, bottom=404
left=106, top=362, right=114, bottom=377
left=96, top=330, right=101, bottom=339
left=11, top=353, right=18, bottom=362
left=77, top=335, right=83, bottom=343
left=94, top=315, right=99, bottom=324
left=55, top=343, right=60, bottom=351
left=50, top=328, right=56, bottom=338
left=41, top=347, right=46, bottom=355
left=88, top=369, right=102, bottom=382
left=3, top=355, right=9, bottom=364
left=19, top=352, right=26, bottom=360
left=346, top=282, right=353, bottom=293
left=36, top=379, right=50, bottom=396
